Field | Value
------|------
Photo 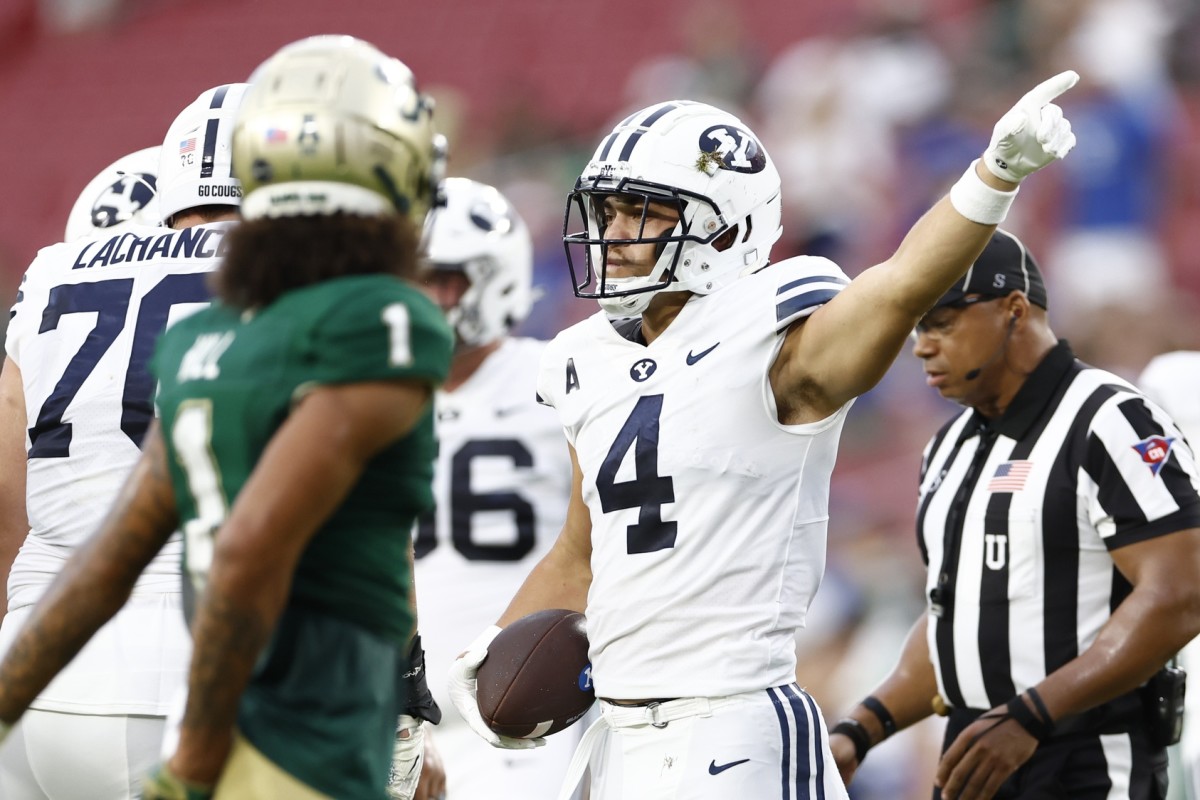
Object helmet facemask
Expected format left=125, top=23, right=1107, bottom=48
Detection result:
left=564, top=176, right=728, bottom=316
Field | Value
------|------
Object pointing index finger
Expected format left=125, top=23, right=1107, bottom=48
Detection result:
left=1020, top=69, right=1080, bottom=109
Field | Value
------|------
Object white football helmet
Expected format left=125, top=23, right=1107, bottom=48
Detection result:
left=564, top=100, right=782, bottom=315
left=424, top=178, right=534, bottom=347
left=158, top=83, right=250, bottom=225
left=65, top=146, right=161, bottom=241
left=233, top=35, right=445, bottom=227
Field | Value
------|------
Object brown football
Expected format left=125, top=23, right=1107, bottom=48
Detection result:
left=475, top=608, right=595, bottom=738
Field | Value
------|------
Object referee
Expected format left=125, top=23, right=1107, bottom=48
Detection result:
left=829, top=230, right=1200, bottom=800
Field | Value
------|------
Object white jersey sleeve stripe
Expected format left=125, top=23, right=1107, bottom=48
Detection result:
left=775, top=273, right=851, bottom=295
left=774, top=289, right=839, bottom=328
left=772, top=268, right=849, bottom=332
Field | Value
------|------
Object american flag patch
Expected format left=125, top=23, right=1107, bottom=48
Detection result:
left=266, top=128, right=287, bottom=143
left=988, top=460, right=1033, bottom=492
left=179, top=137, right=197, bottom=155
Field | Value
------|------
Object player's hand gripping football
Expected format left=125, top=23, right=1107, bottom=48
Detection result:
left=446, top=625, right=546, bottom=750
left=983, top=70, right=1079, bottom=183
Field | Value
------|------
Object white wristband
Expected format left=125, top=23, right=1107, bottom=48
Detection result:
left=949, top=160, right=1018, bottom=225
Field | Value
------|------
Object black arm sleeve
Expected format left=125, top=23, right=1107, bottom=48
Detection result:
left=398, top=632, right=442, bottom=725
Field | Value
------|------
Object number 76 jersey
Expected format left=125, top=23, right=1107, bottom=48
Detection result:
left=4, top=222, right=229, bottom=608
left=536, top=257, right=853, bottom=700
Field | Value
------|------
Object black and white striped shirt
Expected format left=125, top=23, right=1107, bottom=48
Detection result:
left=916, top=341, right=1200, bottom=713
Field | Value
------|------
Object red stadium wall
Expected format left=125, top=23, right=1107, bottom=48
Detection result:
left=0, top=0, right=981, bottom=276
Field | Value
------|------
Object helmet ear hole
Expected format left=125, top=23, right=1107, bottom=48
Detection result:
left=712, top=226, right=738, bottom=253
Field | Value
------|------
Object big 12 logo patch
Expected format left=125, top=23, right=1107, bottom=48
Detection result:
left=1132, top=435, right=1175, bottom=477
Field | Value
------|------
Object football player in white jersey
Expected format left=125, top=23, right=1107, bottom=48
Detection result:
left=447, top=73, right=1081, bottom=800
left=415, top=177, right=581, bottom=798
left=1137, top=351, right=1200, bottom=800
left=0, top=144, right=163, bottom=628
left=0, top=83, right=248, bottom=800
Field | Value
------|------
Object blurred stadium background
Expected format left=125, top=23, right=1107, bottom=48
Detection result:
left=1, top=0, right=1198, bottom=796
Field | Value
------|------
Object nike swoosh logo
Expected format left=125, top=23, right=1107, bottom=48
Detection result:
left=686, top=342, right=720, bottom=365
left=708, top=758, right=750, bottom=775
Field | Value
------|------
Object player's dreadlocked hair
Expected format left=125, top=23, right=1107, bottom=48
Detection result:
left=213, top=214, right=421, bottom=309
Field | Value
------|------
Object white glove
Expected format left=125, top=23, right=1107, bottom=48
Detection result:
left=983, top=70, right=1079, bottom=183
left=386, top=715, right=425, bottom=800
left=446, top=625, right=546, bottom=750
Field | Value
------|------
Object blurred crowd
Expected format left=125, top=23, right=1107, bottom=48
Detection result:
left=4, top=0, right=1200, bottom=797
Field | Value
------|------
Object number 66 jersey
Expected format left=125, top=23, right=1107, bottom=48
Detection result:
left=414, top=336, right=573, bottom=718
left=536, top=257, right=852, bottom=700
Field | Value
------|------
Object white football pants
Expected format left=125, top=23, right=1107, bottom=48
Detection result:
left=0, top=711, right=165, bottom=799
left=435, top=707, right=591, bottom=800
left=0, top=594, right=189, bottom=799
left=559, top=683, right=849, bottom=800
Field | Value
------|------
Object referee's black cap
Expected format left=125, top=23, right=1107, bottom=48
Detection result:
left=934, top=229, right=1047, bottom=310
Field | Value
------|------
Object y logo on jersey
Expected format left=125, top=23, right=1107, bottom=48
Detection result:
left=630, top=359, right=657, bottom=382
left=1133, top=435, right=1175, bottom=476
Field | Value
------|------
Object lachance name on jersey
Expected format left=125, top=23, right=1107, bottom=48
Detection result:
left=70, top=223, right=231, bottom=270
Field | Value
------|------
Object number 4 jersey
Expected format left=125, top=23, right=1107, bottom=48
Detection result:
left=5, top=221, right=230, bottom=611
left=150, top=273, right=452, bottom=643
left=536, top=257, right=852, bottom=700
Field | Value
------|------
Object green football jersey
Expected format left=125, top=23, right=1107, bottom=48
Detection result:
left=152, top=273, right=453, bottom=643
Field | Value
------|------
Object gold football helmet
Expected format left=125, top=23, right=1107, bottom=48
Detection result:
left=233, top=35, right=445, bottom=225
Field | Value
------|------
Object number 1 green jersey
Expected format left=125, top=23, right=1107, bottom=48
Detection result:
left=151, top=274, right=453, bottom=643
